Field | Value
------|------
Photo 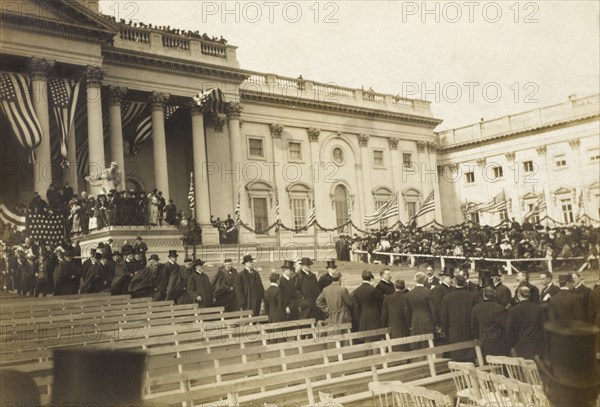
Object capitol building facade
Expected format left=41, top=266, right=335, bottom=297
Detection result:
left=1, top=0, right=598, bottom=248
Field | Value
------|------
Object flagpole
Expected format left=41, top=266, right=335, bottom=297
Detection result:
left=312, top=192, right=318, bottom=261
left=396, top=191, right=402, bottom=229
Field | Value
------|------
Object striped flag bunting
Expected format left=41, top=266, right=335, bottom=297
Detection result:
left=275, top=186, right=281, bottom=222
left=409, top=191, right=435, bottom=224
left=188, top=171, right=195, bottom=214
left=0, top=204, right=26, bottom=231
left=463, top=201, right=480, bottom=216
left=227, top=187, right=241, bottom=233
left=306, top=203, right=316, bottom=228
left=48, top=78, right=81, bottom=168
left=27, top=211, right=65, bottom=246
left=476, top=190, right=507, bottom=213
left=0, top=73, right=44, bottom=163
left=347, top=196, right=353, bottom=220
left=132, top=105, right=179, bottom=155
left=193, top=88, right=225, bottom=114
left=523, top=192, right=546, bottom=222
left=121, top=101, right=146, bottom=129
left=365, top=193, right=399, bottom=226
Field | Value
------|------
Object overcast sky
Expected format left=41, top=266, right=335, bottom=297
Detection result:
left=98, top=1, right=600, bottom=130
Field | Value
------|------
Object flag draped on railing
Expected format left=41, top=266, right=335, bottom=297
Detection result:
left=188, top=171, right=195, bottom=215
left=48, top=78, right=80, bottom=168
left=364, top=193, right=399, bottom=226
left=409, top=191, right=435, bottom=224
left=0, top=73, right=44, bottom=163
left=132, top=105, right=179, bottom=155
left=523, top=192, right=547, bottom=222
left=193, top=88, right=226, bottom=114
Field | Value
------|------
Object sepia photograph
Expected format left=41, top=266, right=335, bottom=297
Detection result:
left=0, top=0, right=599, bottom=406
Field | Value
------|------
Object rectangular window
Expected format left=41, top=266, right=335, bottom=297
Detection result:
left=560, top=198, right=574, bottom=223
left=526, top=203, right=540, bottom=224
left=248, top=138, right=264, bottom=158
left=554, top=155, right=567, bottom=168
left=589, top=149, right=600, bottom=162
left=373, top=150, right=384, bottom=167
left=291, top=198, right=307, bottom=234
left=523, top=160, right=534, bottom=172
left=499, top=210, right=508, bottom=221
left=375, top=199, right=390, bottom=228
left=493, top=166, right=504, bottom=179
left=252, top=197, right=269, bottom=234
left=288, top=141, right=302, bottom=161
left=406, top=202, right=417, bottom=219
left=470, top=212, right=480, bottom=224
left=403, top=153, right=412, bottom=169
left=465, top=172, right=475, bottom=183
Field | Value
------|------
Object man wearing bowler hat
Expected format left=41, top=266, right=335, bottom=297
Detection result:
left=235, top=255, right=264, bottom=316
left=279, top=259, right=300, bottom=321
left=318, top=259, right=338, bottom=291
left=211, top=258, right=239, bottom=311
left=188, top=259, right=213, bottom=308
left=296, top=257, right=322, bottom=320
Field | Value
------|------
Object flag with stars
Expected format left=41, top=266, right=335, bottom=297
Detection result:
left=0, top=73, right=44, bottom=163
left=48, top=78, right=80, bottom=168
left=27, top=211, right=65, bottom=246
left=132, top=105, right=179, bottom=155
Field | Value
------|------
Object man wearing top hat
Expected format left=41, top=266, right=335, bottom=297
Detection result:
left=316, top=270, right=354, bottom=326
left=187, top=259, right=213, bottom=308
left=264, top=272, right=285, bottom=323
left=165, top=250, right=180, bottom=280
left=296, top=257, right=322, bottom=320
left=491, top=267, right=512, bottom=309
left=133, top=236, right=148, bottom=267
left=318, top=260, right=337, bottom=291
left=110, top=246, right=140, bottom=295
left=128, top=254, right=161, bottom=298
left=80, top=249, right=96, bottom=290
left=81, top=252, right=106, bottom=294
left=279, top=260, right=300, bottom=320
left=547, top=274, right=584, bottom=321
left=471, top=286, right=510, bottom=358
left=211, top=258, right=239, bottom=311
left=54, top=248, right=79, bottom=295
left=235, top=255, right=264, bottom=316
left=166, top=258, right=194, bottom=304
left=506, top=286, right=545, bottom=359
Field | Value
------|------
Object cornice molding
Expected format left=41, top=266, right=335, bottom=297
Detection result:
left=239, top=90, right=443, bottom=128
left=102, top=48, right=249, bottom=83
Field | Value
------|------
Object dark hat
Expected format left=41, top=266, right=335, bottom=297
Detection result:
left=242, top=254, right=254, bottom=264
left=489, top=266, right=501, bottom=277
left=280, top=260, right=295, bottom=269
left=192, top=259, right=205, bottom=267
left=183, top=258, right=193, bottom=263
left=90, top=248, right=97, bottom=255
left=94, top=252, right=103, bottom=260
left=325, top=260, right=337, bottom=269
left=223, top=258, right=233, bottom=263
left=63, top=248, right=74, bottom=257
left=168, top=250, right=178, bottom=258
left=299, top=257, right=314, bottom=266
left=558, top=274, right=573, bottom=284
left=148, top=254, right=160, bottom=261
left=122, top=247, right=134, bottom=256
left=440, top=265, right=455, bottom=278
left=535, top=320, right=600, bottom=391
left=112, top=251, right=121, bottom=257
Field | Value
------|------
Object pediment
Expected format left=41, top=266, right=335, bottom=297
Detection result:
left=521, top=192, right=538, bottom=200
left=552, top=187, right=573, bottom=196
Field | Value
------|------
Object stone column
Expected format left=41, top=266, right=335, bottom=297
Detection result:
left=226, top=102, right=245, bottom=240
left=190, top=104, right=219, bottom=244
left=29, top=58, right=54, bottom=195
left=150, top=92, right=170, bottom=198
left=358, top=134, right=372, bottom=220
left=85, top=66, right=106, bottom=195
left=108, top=86, right=127, bottom=191
left=427, top=141, right=443, bottom=224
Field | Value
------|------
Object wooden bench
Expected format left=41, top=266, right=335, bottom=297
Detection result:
left=142, top=334, right=477, bottom=406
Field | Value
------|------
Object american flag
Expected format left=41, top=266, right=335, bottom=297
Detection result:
left=365, top=193, right=399, bottom=226
left=477, top=190, right=507, bottom=213
left=0, top=204, right=26, bottom=231
left=48, top=78, right=81, bottom=168
left=523, top=192, right=546, bottom=222
left=275, top=186, right=280, bottom=222
left=188, top=171, right=195, bottom=214
left=409, top=191, right=435, bottom=224
left=0, top=73, right=43, bottom=162
left=27, top=211, right=65, bottom=246
left=306, top=204, right=316, bottom=228
left=576, top=189, right=585, bottom=220
left=193, top=88, right=225, bottom=114
left=132, top=105, right=179, bottom=155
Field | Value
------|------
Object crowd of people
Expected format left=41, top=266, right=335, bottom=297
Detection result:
left=348, top=220, right=600, bottom=272
left=210, top=215, right=239, bottom=244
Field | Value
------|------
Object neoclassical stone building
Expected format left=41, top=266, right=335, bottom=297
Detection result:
left=0, top=0, right=443, bottom=247
left=1, top=1, right=598, bottom=251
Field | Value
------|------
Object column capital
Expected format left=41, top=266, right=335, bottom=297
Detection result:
left=28, top=58, right=54, bottom=81
left=226, top=102, right=243, bottom=119
left=568, top=138, right=580, bottom=149
left=426, top=141, right=437, bottom=153
left=149, top=92, right=170, bottom=111
left=188, top=101, right=203, bottom=116
left=476, top=158, right=486, bottom=168
left=536, top=145, right=547, bottom=156
left=85, top=66, right=105, bottom=88
left=417, top=141, right=427, bottom=152
left=270, top=123, right=285, bottom=138
left=108, top=86, right=127, bottom=106
left=357, top=133, right=369, bottom=147
left=307, top=127, right=321, bottom=142
left=505, top=151, right=516, bottom=162
left=388, top=137, right=399, bottom=150
left=210, top=114, right=225, bottom=132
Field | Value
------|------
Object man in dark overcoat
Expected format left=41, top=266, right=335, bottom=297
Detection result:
left=211, top=258, right=239, bottom=311
left=235, top=255, right=264, bottom=316
left=187, top=259, right=213, bottom=308
left=296, top=257, right=321, bottom=320
left=442, top=275, right=478, bottom=361
left=405, top=271, right=437, bottom=349
left=54, top=249, right=80, bottom=295
left=318, top=260, right=337, bottom=291
left=165, top=258, right=194, bottom=305
left=264, top=272, right=285, bottom=323
left=352, top=270, right=384, bottom=335
left=381, top=279, right=409, bottom=339
left=547, top=274, right=583, bottom=321
left=471, top=286, right=509, bottom=358
left=506, top=286, right=546, bottom=359
left=278, top=260, right=300, bottom=321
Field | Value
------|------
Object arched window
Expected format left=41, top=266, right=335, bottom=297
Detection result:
left=334, top=185, right=349, bottom=232
left=402, top=188, right=421, bottom=219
